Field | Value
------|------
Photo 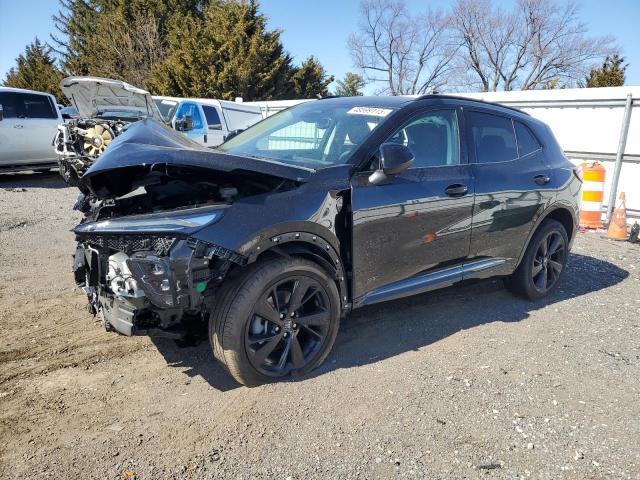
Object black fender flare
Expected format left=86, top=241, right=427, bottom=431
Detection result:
left=513, top=201, right=578, bottom=268
left=240, top=226, right=350, bottom=312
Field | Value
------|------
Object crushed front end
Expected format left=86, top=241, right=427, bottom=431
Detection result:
left=73, top=228, right=245, bottom=336
left=69, top=119, right=310, bottom=337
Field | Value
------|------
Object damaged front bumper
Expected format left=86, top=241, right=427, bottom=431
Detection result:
left=73, top=234, right=245, bottom=336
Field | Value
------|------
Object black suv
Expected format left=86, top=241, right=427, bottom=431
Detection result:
left=72, top=95, right=581, bottom=386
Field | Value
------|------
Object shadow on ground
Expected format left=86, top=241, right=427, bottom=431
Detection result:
left=149, top=252, right=628, bottom=391
left=0, top=171, right=67, bottom=189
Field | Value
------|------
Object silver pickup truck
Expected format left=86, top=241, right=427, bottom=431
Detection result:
left=0, top=87, right=63, bottom=172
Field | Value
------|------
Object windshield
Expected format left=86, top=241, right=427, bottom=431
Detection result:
left=153, top=98, right=178, bottom=122
left=217, top=101, right=395, bottom=168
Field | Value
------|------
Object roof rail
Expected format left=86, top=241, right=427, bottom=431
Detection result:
left=415, top=94, right=531, bottom=116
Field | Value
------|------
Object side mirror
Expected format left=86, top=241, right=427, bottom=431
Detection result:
left=368, top=143, right=414, bottom=185
left=224, top=129, right=244, bottom=142
left=61, top=113, right=71, bottom=120
left=0, top=104, right=3, bottom=121
left=176, top=115, right=193, bottom=131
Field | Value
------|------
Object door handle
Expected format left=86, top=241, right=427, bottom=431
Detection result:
left=534, top=174, right=550, bottom=185
left=444, top=184, right=468, bottom=197
left=13, top=124, right=24, bottom=129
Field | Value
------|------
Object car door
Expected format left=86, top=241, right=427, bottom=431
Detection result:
left=202, top=105, right=227, bottom=146
left=0, top=91, right=59, bottom=166
left=350, top=107, right=474, bottom=303
left=465, top=109, right=551, bottom=272
left=173, top=102, right=207, bottom=145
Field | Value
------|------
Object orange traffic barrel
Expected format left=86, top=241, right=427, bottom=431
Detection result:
left=578, top=161, right=606, bottom=229
left=607, top=192, right=628, bottom=240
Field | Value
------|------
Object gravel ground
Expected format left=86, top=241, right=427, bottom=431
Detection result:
left=0, top=171, right=639, bottom=479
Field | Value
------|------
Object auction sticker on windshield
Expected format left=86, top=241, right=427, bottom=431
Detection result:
left=347, top=107, right=393, bottom=117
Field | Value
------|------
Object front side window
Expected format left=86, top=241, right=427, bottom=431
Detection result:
left=0, top=92, right=56, bottom=119
left=218, top=102, right=395, bottom=169
left=467, top=111, right=517, bottom=163
left=384, top=109, right=460, bottom=168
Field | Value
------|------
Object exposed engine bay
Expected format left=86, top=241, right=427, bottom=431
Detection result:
left=54, top=118, right=127, bottom=184
left=54, top=76, right=165, bottom=185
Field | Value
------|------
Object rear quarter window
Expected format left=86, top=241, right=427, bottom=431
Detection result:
left=514, top=121, right=542, bottom=156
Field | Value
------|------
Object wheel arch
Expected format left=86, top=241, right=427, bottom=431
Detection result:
left=244, top=231, right=350, bottom=312
left=515, top=203, right=578, bottom=268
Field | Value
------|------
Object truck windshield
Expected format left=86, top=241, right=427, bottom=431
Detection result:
left=217, top=102, right=395, bottom=169
left=153, top=99, right=179, bottom=122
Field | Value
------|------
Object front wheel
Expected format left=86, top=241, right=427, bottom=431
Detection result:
left=209, top=257, right=341, bottom=386
left=506, top=219, right=569, bottom=300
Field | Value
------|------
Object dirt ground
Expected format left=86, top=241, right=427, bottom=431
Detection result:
left=0, top=171, right=639, bottom=479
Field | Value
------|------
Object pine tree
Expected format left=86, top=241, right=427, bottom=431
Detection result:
left=148, top=0, right=296, bottom=100
left=291, top=56, right=334, bottom=98
left=334, top=72, right=365, bottom=96
left=51, top=0, right=200, bottom=89
left=586, top=55, right=627, bottom=88
left=3, top=38, right=65, bottom=101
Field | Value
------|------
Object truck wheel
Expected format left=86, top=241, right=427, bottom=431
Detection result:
left=209, top=257, right=341, bottom=386
left=506, top=219, right=569, bottom=300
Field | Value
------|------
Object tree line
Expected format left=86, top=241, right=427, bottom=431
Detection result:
left=350, top=0, right=626, bottom=94
left=2, top=0, right=627, bottom=103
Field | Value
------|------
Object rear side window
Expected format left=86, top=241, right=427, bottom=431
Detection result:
left=514, top=121, right=542, bottom=156
left=0, top=92, right=57, bottom=119
left=467, top=111, right=517, bottom=163
left=202, top=105, right=222, bottom=129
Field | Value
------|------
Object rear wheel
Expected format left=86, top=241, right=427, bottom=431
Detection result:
left=506, top=219, right=568, bottom=300
left=209, top=257, right=341, bottom=386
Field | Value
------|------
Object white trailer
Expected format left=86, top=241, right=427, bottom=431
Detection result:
left=451, top=87, right=640, bottom=222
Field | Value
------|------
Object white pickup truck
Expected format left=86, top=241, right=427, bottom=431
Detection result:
left=0, top=87, right=63, bottom=172
left=153, top=96, right=263, bottom=146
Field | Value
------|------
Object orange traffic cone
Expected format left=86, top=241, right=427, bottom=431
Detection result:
left=607, top=192, right=628, bottom=241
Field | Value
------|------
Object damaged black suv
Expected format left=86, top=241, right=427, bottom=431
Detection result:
left=72, top=96, right=580, bottom=386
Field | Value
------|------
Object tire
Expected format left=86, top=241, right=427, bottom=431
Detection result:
left=506, top=219, right=569, bottom=300
left=209, top=256, right=341, bottom=386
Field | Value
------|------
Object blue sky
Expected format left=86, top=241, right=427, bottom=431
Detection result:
left=1, top=0, right=638, bottom=95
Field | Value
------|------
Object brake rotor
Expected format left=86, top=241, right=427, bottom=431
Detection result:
left=83, top=124, right=113, bottom=156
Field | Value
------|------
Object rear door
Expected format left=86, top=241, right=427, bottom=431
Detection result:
left=202, top=105, right=226, bottom=146
left=465, top=109, right=551, bottom=270
left=350, top=107, right=474, bottom=301
left=0, top=91, right=59, bottom=166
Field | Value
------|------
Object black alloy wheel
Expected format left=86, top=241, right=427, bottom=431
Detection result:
left=209, top=256, right=340, bottom=386
left=245, top=276, right=331, bottom=377
left=531, top=230, right=566, bottom=293
left=506, top=219, right=569, bottom=300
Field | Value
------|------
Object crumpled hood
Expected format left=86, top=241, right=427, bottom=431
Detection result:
left=79, top=119, right=313, bottom=198
left=61, top=76, right=164, bottom=120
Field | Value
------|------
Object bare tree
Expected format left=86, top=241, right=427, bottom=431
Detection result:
left=93, top=12, right=166, bottom=89
left=452, top=0, right=615, bottom=91
left=348, top=0, right=458, bottom=95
